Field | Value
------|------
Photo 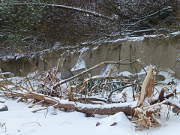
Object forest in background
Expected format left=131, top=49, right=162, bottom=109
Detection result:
left=0, top=0, right=179, bottom=55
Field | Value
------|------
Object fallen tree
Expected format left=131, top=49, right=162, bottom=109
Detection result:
left=5, top=92, right=134, bottom=116
left=4, top=84, right=179, bottom=129
left=0, top=62, right=180, bottom=129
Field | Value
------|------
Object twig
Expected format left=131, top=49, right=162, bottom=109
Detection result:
left=28, top=100, right=45, bottom=108
left=125, top=6, right=173, bottom=28
left=76, top=97, right=107, bottom=104
left=163, top=101, right=180, bottom=110
left=32, top=107, right=48, bottom=113
left=26, top=77, right=35, bottom=91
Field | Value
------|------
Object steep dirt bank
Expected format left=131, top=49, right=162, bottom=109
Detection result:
left=0, top=33, right=180, bottom=78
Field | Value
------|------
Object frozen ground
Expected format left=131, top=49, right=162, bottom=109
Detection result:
left=0, top=97, right=179, bottom=135
left=0, top=69, right=180, bottom=135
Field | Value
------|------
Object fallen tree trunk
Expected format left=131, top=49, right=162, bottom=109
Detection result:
left=76, top=106, right=134, bottom=116
left=7, top=90, right=179, bottom=117
left=6, top=92, right=134, bottom=116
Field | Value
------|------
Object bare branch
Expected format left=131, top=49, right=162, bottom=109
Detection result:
left=10, top=2, right=114, bottom=21
left=54, top=59, right=137, bottom=87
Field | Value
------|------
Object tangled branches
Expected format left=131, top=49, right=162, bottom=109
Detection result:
left=0, top=61, right=180, bottom=129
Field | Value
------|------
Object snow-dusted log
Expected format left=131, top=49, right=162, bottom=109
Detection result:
left=76, top=106, right=134, bottom=116
left=6, top=92, right=134, bottom=116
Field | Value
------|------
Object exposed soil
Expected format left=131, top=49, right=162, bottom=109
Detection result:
left=0, top=32, right=180, bottom=80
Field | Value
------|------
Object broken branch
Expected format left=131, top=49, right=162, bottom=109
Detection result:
left=54, top=59, right=137, bottom=88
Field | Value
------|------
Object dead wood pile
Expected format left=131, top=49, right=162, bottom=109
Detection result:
left=0, top=60, right=179, bottom=129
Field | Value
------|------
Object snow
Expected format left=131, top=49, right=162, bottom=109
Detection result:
left=0, top=99, right=132, bottom=135
left=0, top=104, right=6, bottom=109
left=71, top=47, right=87, bottom=72
left=96, top=112, right=134, bottom=133
left=118, top=71, right=132, bottom=77
left=0, top=98, right=179, bottom=135
left=71, top=58, right=86, bottom=71
left=76, top=101, right=137, bottom=109
left=107, top=35, right=156, bottom=43
left=170, top=31, right=180, bottom=36
left=127, top=36, right=145, bottom=41
left=0, top=68, right=180, bottom=135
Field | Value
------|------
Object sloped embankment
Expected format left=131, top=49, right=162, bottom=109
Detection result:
left=0, top=33, right=180, bottom=78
